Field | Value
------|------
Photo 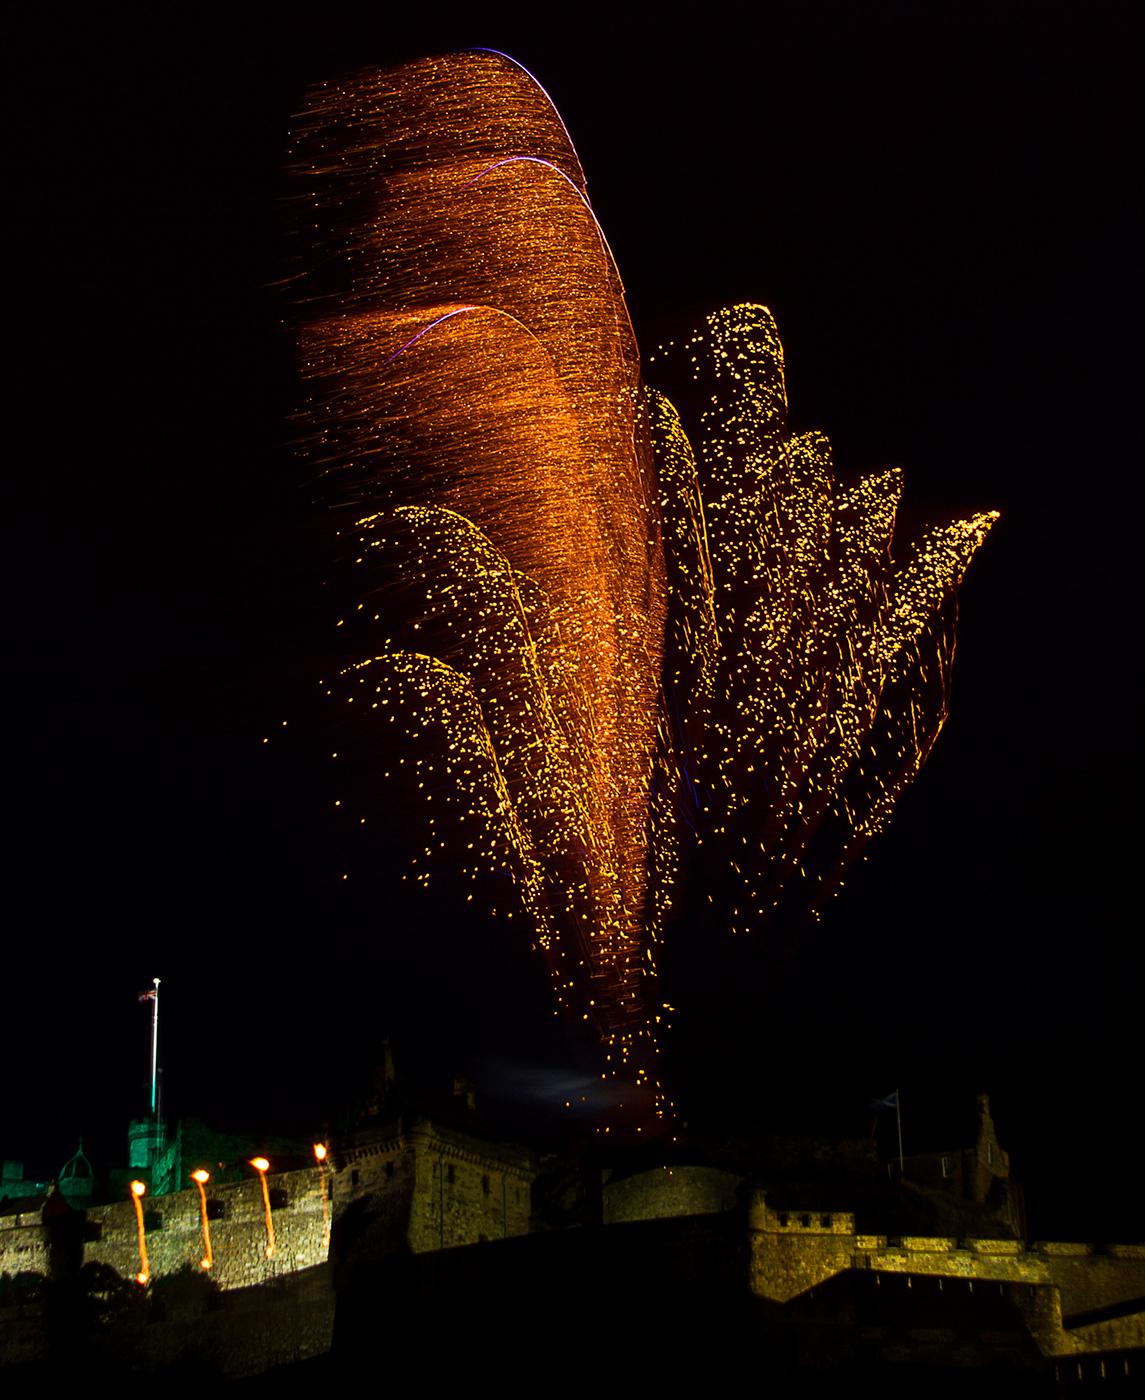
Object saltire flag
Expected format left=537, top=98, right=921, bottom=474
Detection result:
left=870, top=1090, right=899, bottom=1110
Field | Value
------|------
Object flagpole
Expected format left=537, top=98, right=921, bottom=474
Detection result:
left=890, top=1086, right=901, bottom=1176
left=149, top=977, right=160, bottom=1116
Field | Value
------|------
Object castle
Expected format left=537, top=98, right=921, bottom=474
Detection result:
left=2, top=1075, right=1141, bottom=1386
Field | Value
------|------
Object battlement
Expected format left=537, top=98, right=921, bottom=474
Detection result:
left=3, top=1153, right=1141, bottom=1380
left=1, top=1160, right=329, bottom=1295
left=750, top=1199, right=856, bottom=1235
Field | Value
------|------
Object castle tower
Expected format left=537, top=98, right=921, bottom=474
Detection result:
left=58, top=1140, right=94, bottom=1209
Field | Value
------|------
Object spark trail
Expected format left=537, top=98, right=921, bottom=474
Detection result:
left=284, top=52, right=996, bottom=1118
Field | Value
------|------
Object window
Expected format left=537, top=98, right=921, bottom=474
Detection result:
left=482, top=1175, right=490, bottom=1195
left=820, top=1214, right=831, bottom=1229
left=942, top=1156, right=955, bottom=1178
left=447, top=1164, right=455, bottom=1185
left=385, top=1160, right=394, bottom=1179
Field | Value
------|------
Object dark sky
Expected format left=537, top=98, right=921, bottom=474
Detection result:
left=9, top=4, right=1139, bottom=1238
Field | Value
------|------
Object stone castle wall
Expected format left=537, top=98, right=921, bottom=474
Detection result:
left=743, top=1185, right=1145, bottom=1358
left=0, top=1212, right=51, bottom=1281
left=603, top=1165, right=745, bottom=1223
left=1, top=1114, right=536, bottom=1296
left=339, top=1119, right=534, bottom=1253
left=4, top=1142, right=1140, bottom=1377
left=0, top=1162, right=330, bottom=1293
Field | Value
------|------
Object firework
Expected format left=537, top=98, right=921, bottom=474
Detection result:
left=285, top=52, right=995, bottom=1112
left=646, top=309, right=997, bottom=985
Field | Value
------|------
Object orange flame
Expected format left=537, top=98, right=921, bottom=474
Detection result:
left=191, top=1169, right=213, bottom=1269
left=314, top=1143, right=330, bottom=1251
left=250, top=1158, right=275, bottom=1258
left=129, top=1180, right=149, bottom=1284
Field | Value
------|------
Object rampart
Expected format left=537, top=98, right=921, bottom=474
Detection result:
left=338, top=1116, right=534, bottom=1254
left=602, top=1164, right=744, bottom=1223
left=0, top=1113, right=536, bottom=1375
left=1, top=1162, right=329, bottom=1294
left=746, top=1188, right=1145, bottom=1360
left=3, top=1152, right=1141, bottom=1380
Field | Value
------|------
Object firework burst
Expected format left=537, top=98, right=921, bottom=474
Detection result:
left=284, top=51, right=995, bottom=1117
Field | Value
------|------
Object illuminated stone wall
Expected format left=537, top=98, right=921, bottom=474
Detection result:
left=3, top=1163, right=1142, bottom=1377
left=741, top=1185, right=1145, bottom=1359
left=0, top=1210, right=51, bottom=1279
left=90, top=1164, right=326, bottom=1289
left=0, top=1161, right=48, bottom=1206
left=746, top=1188, right=858, bottom=1302
left=337, top=1118, right=535, bottom=1254
left=602, top=1164, right=744, bottom=1223
left=0, top=1166, right=327, bottom=1296
left=0, top=1116, right=535, bottom=1295
left=0, top=1164, right=335, bottom=1376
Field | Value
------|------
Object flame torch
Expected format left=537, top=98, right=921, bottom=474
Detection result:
left=130, top=1180, right=149, bottom=1284
left=314, top=1143, right=330, bottom=1251
left=251, top=1158, right=275, bottom=1258
left=191, top=1169, right=213, bottom=1269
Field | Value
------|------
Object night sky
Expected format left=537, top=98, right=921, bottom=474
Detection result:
left=10, top=5, right=1139, bottom=1240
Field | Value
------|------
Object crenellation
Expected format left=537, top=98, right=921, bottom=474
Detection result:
left=1, top=1089, right=1136, bottom=1378
left=967, top=1238, right=1024, bottom=1255
left=746, top=1189, right=855, bottom=1236
left=2, top=1129, right=1141, bottom=1379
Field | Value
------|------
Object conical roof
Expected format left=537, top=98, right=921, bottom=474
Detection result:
left=60, top=1140, right=93, bottom=1180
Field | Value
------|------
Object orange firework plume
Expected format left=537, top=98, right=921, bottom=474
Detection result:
left=286, top=50, right=665, bottom=1089
left=284, top=51, right=995, bottom=1112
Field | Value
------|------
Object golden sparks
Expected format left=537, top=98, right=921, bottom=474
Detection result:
left=283, top=52, right=996, bottom=1119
